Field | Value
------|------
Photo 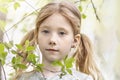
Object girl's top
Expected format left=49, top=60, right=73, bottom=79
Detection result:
left=16, top=69, right=93, bottom=80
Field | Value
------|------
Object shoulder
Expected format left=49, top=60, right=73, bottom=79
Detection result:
left=72, top=69, right=93, bottom=80
left=16, top=70, right=44, bottom=80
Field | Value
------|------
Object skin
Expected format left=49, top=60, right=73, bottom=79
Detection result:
left=37, top=13, right=80, bottom=78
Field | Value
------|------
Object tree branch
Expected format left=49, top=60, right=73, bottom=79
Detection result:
left=90, top=0, right=100, bottom=22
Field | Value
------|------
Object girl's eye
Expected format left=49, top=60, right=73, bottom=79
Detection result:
left=59, top=32, right=66, bottom=35
left=42, top=30, right=49, bottom=33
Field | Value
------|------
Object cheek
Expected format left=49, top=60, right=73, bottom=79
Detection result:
left=61, top=39, right=73, bottom=52
left=37, top=36, right=46, bottom=48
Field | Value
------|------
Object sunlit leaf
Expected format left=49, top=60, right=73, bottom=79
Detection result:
left=27, top=53, right=36, bottom=65
left=12, top=56, right=22, bottom=64
left=66, top=68, right=72, bottom=75
left=4, top=41, right=13, bottom=49
left=35, top=63, right=44, bottom=72
left=26, top=46, right=35, bottom=52
left=64, top=57, right=74, bottom=68
left=0, top=60, right=5, bottom=65
left=81, top=0, right=87, bottom=1
left=82, top=14, right=87, bottom=19
left=14, top=2, right=20, bottom=10
left=0, top=7, right=8, bottom=13
left=0, top=20, right=6, bottom=30
left=7, top=0, right=13, bottom=2
left=21, top=27, right=28, bottom=33
left=16, top=64, right=27, bottom=69
left=25, top=40, right=30, bottom=48
left=0, top=43, right=4, bottom=53
left=15, top=44, right=23, bottom=50
left=60, top=67, right=66, bottom=78
left=0, top=52, right=7, bottom=65
left=19, top=0, right=25, bottom=1
left=11, top=50, right=17, bottom=54
left=0, top=0, right=13, bottom=2
left=12, top=57, right=16, bottom=64
left=52, top=60, right=63, bottom=66
left=1, top=52, right=7, bottom=59
left=78, top=6, right=82, bottom=12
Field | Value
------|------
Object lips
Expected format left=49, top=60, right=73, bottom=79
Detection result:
left=46, top=49, right=59, bottom=52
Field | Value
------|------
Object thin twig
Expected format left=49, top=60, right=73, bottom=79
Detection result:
left=0, top=22, right=11, bottom=45
left=0, top=62, right=7, bottom=80
left=4, top=8, right=40, bottom=34
left=24, top=0, right=39, bottom=14
left=90, top=0, right=100, bottom=22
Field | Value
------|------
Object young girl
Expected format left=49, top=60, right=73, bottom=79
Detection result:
left=14, top=1, right=101, bottom=80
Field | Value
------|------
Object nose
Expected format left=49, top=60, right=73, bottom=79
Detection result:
left=49, top=41, right=56, bottom=46
left=49, top=33, right=57, bottom=46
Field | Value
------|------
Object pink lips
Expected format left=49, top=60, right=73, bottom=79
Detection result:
left=46, top=49, right=59, bottom=52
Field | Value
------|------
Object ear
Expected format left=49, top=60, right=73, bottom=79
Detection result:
left=72, top=34, right=80, bottom=48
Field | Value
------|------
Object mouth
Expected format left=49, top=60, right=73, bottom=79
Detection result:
left=46, top=49, right=59, bottom=52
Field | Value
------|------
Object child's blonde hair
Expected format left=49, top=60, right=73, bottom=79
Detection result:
left=17, top=1, right=101, bottom=80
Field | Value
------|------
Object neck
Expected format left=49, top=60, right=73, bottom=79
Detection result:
left=43, top=59, right=61, bottom=72
left=42, top=59, right=62, bottom=78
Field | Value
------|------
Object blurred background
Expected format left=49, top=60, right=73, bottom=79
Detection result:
left=0, top=0, right=120, bottom=80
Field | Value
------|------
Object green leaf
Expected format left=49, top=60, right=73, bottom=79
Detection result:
left=36, top=63, right=44, bottom=67
left=0, top=0, right=13, bottom=2
left=11, top=50, right=17, bottom=54
left=64, top=57, right=74, bottom=68
left=25, top=40, right=30, bottom=48
left=16, top=57, right=22, bottom=63
left=8, top=0, right=13, bottom=2
left=0, top=0, right=8, bottom=3
left=78, top=6, right=82, bottom=12
left=60, top=67, right=66, bottom=78
left=4, top=41, right=13, bottom=49
left=61, top=66, right=66, bottom=73
left=14, top=2, right=20, bottom=10
left=81, top=0, right=87, bottom=1
left=66, top=68, right=72, bottom=75
left=16, top=64, right=27, bottom=69
left=0, top=7, right=8, bottom=13
left=0, top=43, right=4, bottom=53
left=27, top=53, right=36, bottom=65
left=35, top=64, right=44, bottom=72
left=52, top=60, right=63, bottom=67
left=0, top=43, right=7, bottom=65
left=1, top=52, right=7, bottom=59
left=0, top=52, right=7, bottom=65
left=21, top=26, right=28, bottom=33
left=19, top=0, right=25, bottom=1
left=12, top=56, right=22, bottom=64
left=12, top=56, right=24, bottom=70
left=0, top=20, right=6, bottom=30
left=82, top=14, right=87, bottom=19
left=26, top=46, right=35, bottom=52
left=12, top=57, right=16, bottom=64
left=0, top=60, right=5, bottom=65
left=15, top=44, right=23, bottom=50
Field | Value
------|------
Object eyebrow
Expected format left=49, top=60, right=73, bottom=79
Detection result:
left=40, top=25, right=50, bottom=29
left=58, top=28, right=67, bottom=31
left=40, top=25, right=69, bottom=32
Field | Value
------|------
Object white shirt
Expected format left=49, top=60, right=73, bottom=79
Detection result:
left=17, top=69, right=93, bottom=80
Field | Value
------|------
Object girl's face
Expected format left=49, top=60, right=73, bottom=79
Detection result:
left=38, top=13, right=78, bottom=62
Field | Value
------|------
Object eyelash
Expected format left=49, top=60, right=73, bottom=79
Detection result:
left=59, top=32, right=66, bottom=35
left=41, top=30, right=66, bottom=36
left=42, top=30, right=49, bottom=33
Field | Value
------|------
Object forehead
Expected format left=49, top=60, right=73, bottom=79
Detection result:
left=39, top=13, right=73, bottom=31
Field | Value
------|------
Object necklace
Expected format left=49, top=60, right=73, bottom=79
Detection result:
left=43, top=67, right=61, bottom=73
